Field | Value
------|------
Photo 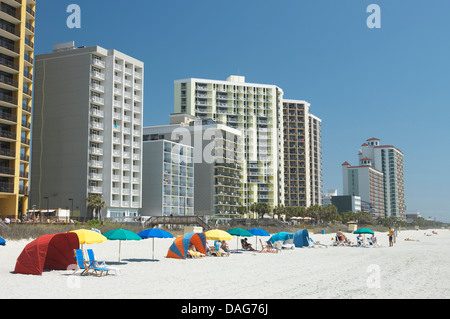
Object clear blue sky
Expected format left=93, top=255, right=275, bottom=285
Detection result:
left=34, top=0, right=450, bottom=222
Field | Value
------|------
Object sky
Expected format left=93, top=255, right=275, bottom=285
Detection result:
left=33, top=0, right=450, bottom=222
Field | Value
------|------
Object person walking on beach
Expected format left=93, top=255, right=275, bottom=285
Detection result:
left=389, top=227, right=394, bottom=247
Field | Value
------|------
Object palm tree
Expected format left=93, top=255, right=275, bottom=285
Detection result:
left=86, top=195, right=106, bottom=221
left=253, top=202, right=271, bottom=219
left=273, top=205, right=286, bottom=220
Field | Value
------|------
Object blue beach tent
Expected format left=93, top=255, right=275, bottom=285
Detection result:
left=294, top=229, right=310, bottom=248
left=0, top=237, right=5, bottom=246
left=268, top=232, right=293, bottom=244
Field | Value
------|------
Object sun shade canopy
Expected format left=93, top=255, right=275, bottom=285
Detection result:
left=14, top=232, right=79, bottom=275
left=166, top=232, right=206, bottom=259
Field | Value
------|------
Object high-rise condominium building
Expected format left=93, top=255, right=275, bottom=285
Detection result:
left=359, top=138, right=405, bottom=219
left=0, top=0, right=35, bottom=219
left=342, top=137, right=405, bottom=219
left=309, top=114, right=322, bottom=205
left=30, top=42, right=144, bottom=220
left=174, top=75, right=284, bottom=209
left=141, top=139, right=194, bottom=217
left=342, top=161, right=385, bottom=218
left=142, top=114, right=243, bottom=216
left=282, top=100, right=322, bottom=207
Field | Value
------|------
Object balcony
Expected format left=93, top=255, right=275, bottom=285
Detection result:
left=0, top=181, right=13, bottom=193
left=89, top=160, right=103, bottom=168
left=90, top=83, right=104, bottom=93
left=92, top=59, right=105, bottom=68
left=0, top=110, right=16, bottom=122
left=89, top=173, right=103, bottom=180
left=0, top=38, right=19, bottom=56
left=0, top=166, right=14, bottom=175
left=91, top=96, right=104, bottom=105
left=91, top=71, right=105, bottom=81
left=89, top=186, right=102, bottom=194
left=0, top=5, right=20, bottom=22
left=90, top=121, right=104, bottom=130
left=89, top=147, right=103, bottom=156
left=0, top=147, right=14, bottom=158
left=90, top=108, right=104, bottom=118
left=89, top=134, right=103, bottom=143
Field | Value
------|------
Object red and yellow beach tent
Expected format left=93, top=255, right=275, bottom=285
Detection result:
left=14, top=232, right=79, bottom=275
left=166, top=232, right=206, bottom=259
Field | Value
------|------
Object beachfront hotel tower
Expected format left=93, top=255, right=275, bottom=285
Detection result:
left=141, top=139, right=194, bottom=217
left=142, top=114, right=243, bottom=216
left=30, top=42, right=144, bottom=221
left=282, top=100, right=322, bottom=208
left=359, top=138, right=405, bottom=219
left=174, top=75, right=284, bottom=209
left=342, top=161, right=385, bottom=218
left=0, top=0, right=35, bottom=219
left=342, top=138, right=405, bottom=219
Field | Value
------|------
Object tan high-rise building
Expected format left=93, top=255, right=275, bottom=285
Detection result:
left=282, top=99, right=322, bottom=208
left=0, top=0, right=35, bottom=219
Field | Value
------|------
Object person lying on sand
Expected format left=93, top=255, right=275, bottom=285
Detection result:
left=404, top=238, right=419, bottom=242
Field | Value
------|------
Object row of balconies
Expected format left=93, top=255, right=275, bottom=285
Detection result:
left=110, top=200, right=140, bottom=208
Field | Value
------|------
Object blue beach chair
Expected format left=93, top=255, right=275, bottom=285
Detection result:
left=73, top=249, right=109, bottom=277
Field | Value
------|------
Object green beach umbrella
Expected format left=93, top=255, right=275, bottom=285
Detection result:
left=353, top=228, right=374, bottom=235
left=226, top=228, right=253, bottom=252
left=103, top=229, right=141, bottom=262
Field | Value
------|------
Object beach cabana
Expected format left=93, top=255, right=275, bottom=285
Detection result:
left=14, top=232, right=79, bottom=275
left=293, top=229, right=310, bottom=248
left=269, top=232, right=294, bottom=249
left=166, top=232, right=206, bottom=259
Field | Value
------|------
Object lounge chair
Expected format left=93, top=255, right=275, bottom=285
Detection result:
left=187, top=249, right=205, bottom=258
left=259, top=239, right=279, bottom=253
left=209, top=245, right=224, bottom=257
left=332, top=236, right=346, bottom=247
left=73, top=249, right=109, bottom=277
left=86, top=249, right=121, bottom=275
left=356, top=238, right=368, bottom=247
left=309, top=238, right=327, bottom=248
left=73, top=249, right=90, bottom=276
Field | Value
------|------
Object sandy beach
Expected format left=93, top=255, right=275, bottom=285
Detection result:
left=0, top=229, right=449, bottom=299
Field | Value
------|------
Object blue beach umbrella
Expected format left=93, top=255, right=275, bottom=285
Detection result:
left=137, top=228, right=174, bottom=260
left=248, top=228, right=270, bottom=250
left=0, top=237, right=5, bottom=246
left=248, top=228, right=270, bottom=237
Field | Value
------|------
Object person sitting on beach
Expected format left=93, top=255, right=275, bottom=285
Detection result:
left=187, top=243, right=202, bottom=258
left=336, top=229, right=344, bottom=242
left=220, top=240, right=230, bottom=256
left=432, top=231, right=438, bottom=235
left=356, top=234, right=363, bottom=246
left=241, top=238, right=256, bottom=251
left=369, top=234, right=378, bottom=245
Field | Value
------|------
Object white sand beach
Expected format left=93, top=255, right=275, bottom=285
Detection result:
left=0, top=229, right=449, bottom=299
